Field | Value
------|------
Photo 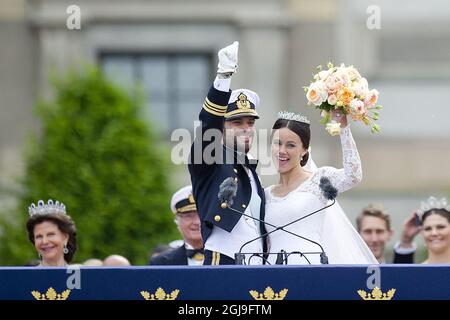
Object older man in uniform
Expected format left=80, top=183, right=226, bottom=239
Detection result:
left=189, top=42, right=267, bottom=265
left=150, top=185, right=204, bottom=266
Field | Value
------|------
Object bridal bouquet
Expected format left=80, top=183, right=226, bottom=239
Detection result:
left=304, top=63, right=382, bottom=135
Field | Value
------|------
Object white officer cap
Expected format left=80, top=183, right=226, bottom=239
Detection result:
left=170, top=185, right=197, bottom=214
left=225, top=88, right=260, bottom=120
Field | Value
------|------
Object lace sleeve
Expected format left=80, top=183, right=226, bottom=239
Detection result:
left=321, top=125, right=362, bottom=193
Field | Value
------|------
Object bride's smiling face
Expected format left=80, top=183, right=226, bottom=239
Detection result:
left=271, top=127, right=306, bottom=173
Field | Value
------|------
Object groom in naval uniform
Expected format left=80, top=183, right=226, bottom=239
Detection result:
left=188, top=41, right=267, bottom=265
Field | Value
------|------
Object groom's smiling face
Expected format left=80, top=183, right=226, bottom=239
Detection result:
left=223, top=116, right=256, bottom=154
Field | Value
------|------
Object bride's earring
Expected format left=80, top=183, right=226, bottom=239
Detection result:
left=63, top=244, right=69, bottom=254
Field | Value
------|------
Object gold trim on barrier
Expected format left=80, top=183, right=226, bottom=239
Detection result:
left=31, top=287, right=71, bottom=300
left=140, top=287, right=180, bottom=300
left=357, top=287, right=396, bottom=300
left=249, top=287, right=288, bottom=300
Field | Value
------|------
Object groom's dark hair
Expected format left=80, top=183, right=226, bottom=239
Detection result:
left=272, top=119, right=311, bottom=167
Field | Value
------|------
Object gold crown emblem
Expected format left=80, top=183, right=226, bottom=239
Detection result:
left=140, top=287, right=180, bottom=300
left=188, top=194, right=195, bottom=204
left=236, top=93, right=251, bottom=109
left=31, top=287, right=71, bottom=300
left=249, top=287, right=288, bottom=300
left=357, top=287, right=396, bottom=300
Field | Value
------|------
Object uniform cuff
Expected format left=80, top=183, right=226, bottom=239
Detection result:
left=213, top=76, right=231, bottom=92
left=393, top=241, right=417, bottom=255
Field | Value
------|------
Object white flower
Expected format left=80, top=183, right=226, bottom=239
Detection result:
left=334, top=69, right=351, bottom=87
left=318, top=70, right=331, bottom=80
left=306, top=81, right=328, bottom=106
left=346, top=66, right=361, bottom=81
left=352, top=77, right=369, bottom=97
left=325, top=120, right=341, bottom=136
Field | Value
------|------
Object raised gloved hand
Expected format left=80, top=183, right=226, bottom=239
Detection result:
left=217, top=41, right=239, bottom=75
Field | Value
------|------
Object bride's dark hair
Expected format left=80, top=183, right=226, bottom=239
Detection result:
left=272, top=119, right=311, bottom=167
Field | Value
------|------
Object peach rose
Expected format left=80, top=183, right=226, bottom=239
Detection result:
left=325, top=75, right=343, bottom=93
left=336, top=87, right=355, bottom=107
left=306, top=81, right=328, bottom=106
left=349, top=99, right=367, bottom=121
left=327, top=94, right=337, bottom=105
left=364, top=89, right=379, bottom=107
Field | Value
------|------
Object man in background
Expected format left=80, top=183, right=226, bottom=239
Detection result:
left=357, top=204, right=420, bottom=263
left=150, top=185, right=204, bottom=266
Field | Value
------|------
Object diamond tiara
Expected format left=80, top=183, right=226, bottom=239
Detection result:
left=417, top=196, right=450, bottom=215
left=277, top=111, right=310, bottom=124
left=28, top=199, right=67, bottom=217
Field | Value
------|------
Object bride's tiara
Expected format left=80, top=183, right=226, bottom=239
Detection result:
left=417, top=196, right=450, bottom=215
left=277, top=111, right=310, bottom=125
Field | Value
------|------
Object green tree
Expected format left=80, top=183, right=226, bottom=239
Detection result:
left=0, top=68, right=178, bottom=265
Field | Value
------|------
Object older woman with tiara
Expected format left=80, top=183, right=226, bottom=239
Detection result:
left=26, top=200, right=77, bottom=267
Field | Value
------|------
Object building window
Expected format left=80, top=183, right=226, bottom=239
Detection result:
left=100, top=53, right=213, bottom=134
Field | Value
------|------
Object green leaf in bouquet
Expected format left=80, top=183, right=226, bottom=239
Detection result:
left=320, top=116, right=329, bottom=125
left=371, top=124, right=381, bottom=133
left=375, top=105, right=383, bottom=110
left=317, top=101, right=335, bottom=112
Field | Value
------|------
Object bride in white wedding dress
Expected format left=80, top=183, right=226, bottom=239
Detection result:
left=264, top=111, right=377, bottom=265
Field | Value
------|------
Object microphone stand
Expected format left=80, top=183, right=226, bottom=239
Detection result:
left=222, top=199, right=335, bottom=265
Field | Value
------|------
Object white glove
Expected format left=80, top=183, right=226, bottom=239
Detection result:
left=217, top=41, right=239, bottom=74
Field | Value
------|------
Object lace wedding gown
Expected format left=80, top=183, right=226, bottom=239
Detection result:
left=265, top=126, right=378, bottom=265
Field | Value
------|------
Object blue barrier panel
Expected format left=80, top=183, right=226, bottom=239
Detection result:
left=0, top=265, right=449, bottom=300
